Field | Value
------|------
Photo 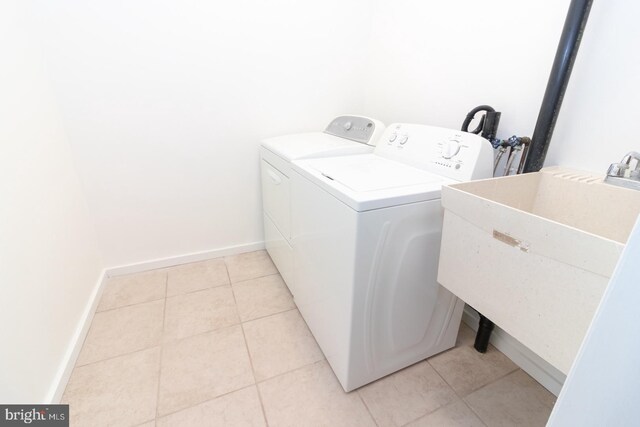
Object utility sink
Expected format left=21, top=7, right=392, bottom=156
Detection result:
left=438, top=166, right=640, bottom=374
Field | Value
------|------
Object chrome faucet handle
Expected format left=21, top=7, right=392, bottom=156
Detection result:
left=605, top=152, right=640, bottom=190
left=607, top=162, right=629, bottom=178
left=607, top=152, right=640, bottom=178
left=621, top=151, right=640, bottom=166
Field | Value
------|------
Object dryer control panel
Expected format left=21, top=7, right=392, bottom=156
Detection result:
left=324, top=116, right=385, bottom=146
left=376, top=123, right=494, bottom=181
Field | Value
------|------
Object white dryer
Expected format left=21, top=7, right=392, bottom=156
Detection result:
left=260, top=116, right=384, bottom=293
left=291, top=123, right=494, bottom=391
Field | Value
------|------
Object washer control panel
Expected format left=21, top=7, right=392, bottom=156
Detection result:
left=376, top=123, right=494, bottom=181
left=324, top=115, right=385, bottom=146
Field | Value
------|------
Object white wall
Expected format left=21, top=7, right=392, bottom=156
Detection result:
left=546, top=0, right=640, bottom=172
left=33, top=0, right=635, bottom=270
left=363, top=0, right=570, bottom=140
left=34, top=0, right=373, bottom=268
left=363, top=0, right=640, bottom=176
left=0, top=2, right=103, bottom=402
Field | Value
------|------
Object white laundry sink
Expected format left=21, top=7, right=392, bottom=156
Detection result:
left=437, top=166, right=640, bottom=374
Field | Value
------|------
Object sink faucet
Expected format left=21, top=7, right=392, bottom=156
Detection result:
left=605, top=152, right=640, bottom=190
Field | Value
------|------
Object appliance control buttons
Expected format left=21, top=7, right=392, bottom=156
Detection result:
left=388, top=133, right=398, bottom=143
left=442, top=140, right=461, bottom=159
left=435, top=161, right=454, bottom=168
left=344, top=121, right=352, bottom=131
left=399, top=135, right=409, bottom=145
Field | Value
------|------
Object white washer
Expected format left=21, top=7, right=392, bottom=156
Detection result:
left=291, top=123, right=494, bottom=391
left=260, top=116, right=384, bottom=293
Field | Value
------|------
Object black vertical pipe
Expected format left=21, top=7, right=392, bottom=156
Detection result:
left=472, top=1, right=593, bottom=353
left=523, top=0, right=594, bottom=173
left=474, top=314, right=495, bottom=353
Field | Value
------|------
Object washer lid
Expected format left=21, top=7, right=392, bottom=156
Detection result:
left=310, top=155, right=442, bottom=192
left=293, top=154, right=451, bottom=211
left=261, top=132, right=373, bottom=162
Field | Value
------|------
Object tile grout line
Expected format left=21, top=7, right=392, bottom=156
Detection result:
left=224, top=262, right=271, bottom=427
left=69, top=277, right=166, bottom=378
left=162, top=314, right=243, bottom=344
left=240, top=306, right=299, bottom=326
left=425, top=343, right=520, bottom=400
left=150, top=384, right=259, bottom=422
left=355, top=390, right=380, bottom=427
left=159, top=270, right=281, bottom=303
left=371, top=340, right=508, bottom=427
left=426, top=355, right=462, bottom=398
left=241, top=306, right=329, bottom=388
left=456, top=367, right=522, bottom=427
left=240, top=323, right=270, bottom=427
left=380, top=361, right=458, bottom=427
left=107, top=265, right=217, bottom=305
left=95, top=295, right=166, bottom=314
left=86, top=274, right=239, bottom=367
left=159, top=267, right=280, bottom=300
left=72, top=345, right=163, bottom=371
left=163, top=257, right=231, bottom=298
left=395, top=398, right=487, bottom=427
left=396, top=408, right=439, bottom=427
left=229, top=271, right=281, bottom=286
left=253, top=358, right=327, bottom=387
left=461, top=365, right=522, bottom=399
left=154, top=271, right=169, bottom=419
left=166, top=282, right=230, bottom=299
left=75, top=299, right=166, bottom=367
left=150, top=327, right=261, bottom=421
left=459, top=398, right=489, bottom=427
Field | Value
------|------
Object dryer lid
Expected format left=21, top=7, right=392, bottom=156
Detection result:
left=261, top=132, right=373, bottom=162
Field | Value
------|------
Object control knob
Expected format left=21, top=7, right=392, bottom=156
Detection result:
left=441, top=140, right=461, bottom=159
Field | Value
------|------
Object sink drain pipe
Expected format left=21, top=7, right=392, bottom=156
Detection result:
left=474, top=314, right=495, bottom=353
left=473, top=0, right=593, bottom=353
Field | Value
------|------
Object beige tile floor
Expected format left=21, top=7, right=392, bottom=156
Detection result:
left=63, top=250, right=556, bottom=426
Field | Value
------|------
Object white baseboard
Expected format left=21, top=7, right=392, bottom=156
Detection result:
left=462, top=305, right=566, bottom=396
left=106, top=241, right=266, bottom=277
left=46, top=269, right=108, bottom=403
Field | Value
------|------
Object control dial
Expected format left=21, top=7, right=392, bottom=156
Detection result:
left=344, top=121, right=352, bottom=131
left=441, top=140, right=461, bottom=159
